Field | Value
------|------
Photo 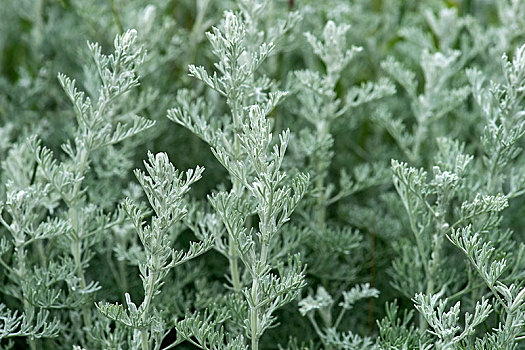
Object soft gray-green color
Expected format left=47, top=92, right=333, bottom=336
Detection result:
left=1, top=0, right=525, bottom=349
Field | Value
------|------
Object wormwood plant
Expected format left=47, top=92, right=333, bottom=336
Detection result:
left=2, top=0, right=525, bottom=349
left=96, top=151, right=213, bottom=349
left=169, top=10, right=309, bottom=349
left=168, top=9, right=291, bottom=294
left=1, top=28, right=155, bottom=349
left=390, top=42, right=525, bottom=350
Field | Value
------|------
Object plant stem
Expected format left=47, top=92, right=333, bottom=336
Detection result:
left=116, top=234, right=129, bottom=293
left=24, top=300, right=37, bottom=350
left=308, top=314, right=328, bottom=347
left=486, top=148, right=502, bottom=194
left=141, top=329, right=149, bottom=350
left=314, top=120, right=329, bottom=232
left=110, top=0, right=123, bottom=34
left=229, top=235, right=241, bottom=292
left=68, top=147, right=93, bottom=331
left=334, top=307, right=347, bottom=329
left=228, top=170, right=242, bottom=292
left=117, top=258, right=129, bottom=294
left=16, top=244, right=37, bottom=350
left=71, top=237, right=92, bottom=329
left=227, top=86, right=243, bottom=292
left=140, top=271, right=157, bottom=350
left=250, top=276, right=260, bottom=350
left=411, top=119, right=427, bottom=165
left=405, top=195, right=431, bottom=331
left=139, top=249, right=161, bottom=350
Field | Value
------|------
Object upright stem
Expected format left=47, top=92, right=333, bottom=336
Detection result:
left=250, top=276, right=260, bottom=350
left=405, top=196, right=431, bottom=331
left=228, top=170, right=242, bottom=292
left=141, top=329, right=149, bottom=350
left=140, top=270, right=157, bottom=350
left=69, top=148, right=93, bottom=331
left=71, top=237, right=92, bottom=329
left=116, top=233, right=129, bottom=293
left=109, top=0, right=123, bottom=34
left=314, top=120, right=330, bottom=232
left=31, top=0, right=44, bottom=55
left=250, top=238, right=271, bottom=350
left=229, top=235, right=241, bottom=292
left=35, top=240, right=47, bottom=267
left=137, top=248, right=162, bottom=350
left=15, top=244, right=37, bottom=350
left=486, top=148, right=502, bottom=194
left=227, top=92, right=243, bottom=292
left=411, top=119, right=427, bottom=165
left=250, top=182, right=273, bottom=349
left=117, top=259, right=129, bottom=294
left=23, top=305, right=37, bottom=350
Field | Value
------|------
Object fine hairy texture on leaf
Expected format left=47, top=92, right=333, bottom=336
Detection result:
left=2, top=0, right=525, bottom=349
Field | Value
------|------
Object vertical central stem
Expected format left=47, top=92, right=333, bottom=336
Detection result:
left=250, top=275, right=260, bottom=350
left=109, top=0, right=123, bottom=34
left=229, top=176, right=242, bottom=292
left=229, top=235, right=241, bottom=292
left=71, top=237, right=92, bottom=329
left=141, top=329, right=149, bottom=350
left=140, top=252, right=159, bottom=350
left=16, top=244, right=37, bottom=350
left=228, top=93, right=243, bottom=292
left=404, top=194, right=430, bottom=331
left=117, top=236, right=129, bottom=293
left=314, top=120, right=330, bottom=231
left=69, top=147, right=93, bottom=332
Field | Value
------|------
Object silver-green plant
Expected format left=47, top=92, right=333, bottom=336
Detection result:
left=2, top=1, right=525, bottom=349
left=168, top=10, right=288, bottom=293
left=96, top=152, right=213, bottom=350
left=389, top=37, right=525, bottom=350
left=169, top=9, right=309, bottom=349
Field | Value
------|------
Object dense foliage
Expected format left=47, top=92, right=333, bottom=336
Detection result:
left=1, top=0, right=525, bottom=349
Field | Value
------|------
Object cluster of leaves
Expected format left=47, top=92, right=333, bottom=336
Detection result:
left=2, top=0, right=525, bottom=349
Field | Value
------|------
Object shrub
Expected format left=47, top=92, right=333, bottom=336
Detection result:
left=1, top=1, right=525, bottom=349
